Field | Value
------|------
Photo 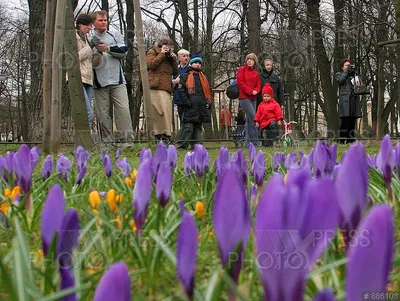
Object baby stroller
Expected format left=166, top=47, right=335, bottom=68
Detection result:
left=231, top=125, right=245, bottom=147
left=280, top=120, right=299, bottom=147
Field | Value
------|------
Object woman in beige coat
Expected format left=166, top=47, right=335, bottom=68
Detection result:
left=75, top=14, right=95, bottom=128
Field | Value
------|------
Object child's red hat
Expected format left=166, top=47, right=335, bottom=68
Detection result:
left=262, top=83, right=274, bottom=97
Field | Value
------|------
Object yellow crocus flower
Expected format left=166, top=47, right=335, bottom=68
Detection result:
left=106, top=189, right=117, bottom=213
left=89, top=191, right=101, bottom=209
left=130, top=169, right=138, bottom=181
left=195, top=201, right=206, bottom=217
left=4, top=189, right=11, bottom=198
left=124, top=177, right=133, bottom=187
left=0, top=203, right=10, bottom=214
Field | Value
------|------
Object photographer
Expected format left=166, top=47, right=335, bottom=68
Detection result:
left=335, top=58, right=361, bottom=144
left=146, top=38, right=178, bottom=143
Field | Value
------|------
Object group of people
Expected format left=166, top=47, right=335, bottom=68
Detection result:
left=235, top=53, right=285, bottom=147
left=75, top=11, right=361, bottom=149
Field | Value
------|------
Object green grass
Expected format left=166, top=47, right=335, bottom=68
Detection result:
left=0, top=140, right=398, bottom=300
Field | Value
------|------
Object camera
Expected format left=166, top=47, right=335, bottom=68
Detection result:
left=348, top=64, right=356, bottom=75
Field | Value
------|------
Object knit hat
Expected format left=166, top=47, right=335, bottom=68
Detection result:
left=245, top=53, right=258, bottom=65
left=76, top=14, right=93, bottom=26
left=262, top=83, right=274, bottom=97
left=189, top=52, right=203, bottom=65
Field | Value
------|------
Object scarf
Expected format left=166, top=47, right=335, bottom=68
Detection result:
left=186, top=70, right=212, bottom=101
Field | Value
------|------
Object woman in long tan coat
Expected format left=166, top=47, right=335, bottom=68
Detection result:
left=146, top=38, right=178, bottom=143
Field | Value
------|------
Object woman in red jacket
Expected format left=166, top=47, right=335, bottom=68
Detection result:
left=254, top=83, right=283, bottom=147
left=236, top=53, right=261, bottom=146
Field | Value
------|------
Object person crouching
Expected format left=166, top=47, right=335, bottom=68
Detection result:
left=176, top=53, right=212, bottom=149
left=254, top=83, right=283, bottom=147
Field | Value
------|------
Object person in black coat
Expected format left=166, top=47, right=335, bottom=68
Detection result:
left=335, top=58, right=361, bottom=144
left=258, top=59, right=284, bottom=108
left=176, top=53, right=212, bottom=149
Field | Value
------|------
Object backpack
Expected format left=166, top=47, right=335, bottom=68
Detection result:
left=226, top=79, right=239, bottom=99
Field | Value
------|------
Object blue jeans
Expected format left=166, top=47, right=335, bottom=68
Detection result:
left=83, top=83, right=94, bottom=128
left=239, top=99, right=259, bottom=146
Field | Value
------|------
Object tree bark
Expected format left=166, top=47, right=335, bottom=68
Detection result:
left=248, top=0, right=260, bottom=55
left=64, top=0, right=93, bottom=149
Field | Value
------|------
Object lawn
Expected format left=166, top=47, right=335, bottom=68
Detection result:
left=0, top=138, right=398, bottom=301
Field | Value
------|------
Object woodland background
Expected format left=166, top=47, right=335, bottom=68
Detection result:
left=0, top=0, right=399, bottom=142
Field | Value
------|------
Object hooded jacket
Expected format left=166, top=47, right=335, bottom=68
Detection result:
left=254, top=98, right=283, bottom=130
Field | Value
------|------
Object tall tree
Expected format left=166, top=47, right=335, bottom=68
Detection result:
left=248, top=0, right=260, bottom=55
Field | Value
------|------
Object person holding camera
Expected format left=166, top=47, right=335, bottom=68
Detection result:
left=335, top=58, right=361, bottom=144
left=146, top=38, right=179, bottom=143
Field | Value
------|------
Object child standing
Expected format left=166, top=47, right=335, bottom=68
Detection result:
left=254, top=83, right=283, bottom=147
left=177, top=53, right=212, bottom=149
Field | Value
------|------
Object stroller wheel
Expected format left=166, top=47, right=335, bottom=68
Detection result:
left=282, top=140, right=288, bottom=147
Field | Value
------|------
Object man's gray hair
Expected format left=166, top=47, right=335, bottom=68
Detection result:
left=178, top=49, right=190, bottom=56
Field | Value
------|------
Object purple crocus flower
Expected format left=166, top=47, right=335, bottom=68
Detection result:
left=155, top=162, right=173, bottom=207
left=309, top=141, right=337, bottom=178
left=376, top=134, right=395, bottom=199
left=285, top=151, right=298, bottom=170
left=395, top=142, right=400, bottom=177
left=248, top=142, right=256, bottom=165
left=335, top=143, right=368, bottom=247
left=255, top=175, right=340, bottom=301
left=184, top=152, right=194, bottom=175
left=93, top=262, right=131, bottom=301
left=42, top=155, right=54, bottom=180
left=252, top=150, right=265, bottom=187
left=231, top=149, right=248, bottom=184
left=4, top=151, right=14, bottom=177
left=116, top=158, right=131, bottom=178
left=41, top=184, right=66, bottom=255
left=346, top=205, right=394, bottom=298
left=115, top=148, right=121, bottom=159
left=167, top=145, right=178, bottom=169
left=214, top=147, right=230, bottom=181
left=13, top=144, right=35, bottom=193
left=272, top=152, right=285, bottom=171
left=100, top=149, right=109, bottom=162
left=367, top=154, right=377, bottom=169
left=153, top=141, right=168, bottom=176
left=313, top=289, right=337, bottom=301
left=177, top=199, right=198, bottom=299
left=56, top=154, right=72, bottom=181
left=133, top=159, right=153, bottom=236
left=75, top=146, right=90, bottom=185
left=140, top=148, right=153, bottom=164
left=30, top=146, right=40, bottom=169
left=194, top=144, right=209, bottom=178
left=213, top=167, right=250, bottom=285
left=102, top=153, right=112, bottom=178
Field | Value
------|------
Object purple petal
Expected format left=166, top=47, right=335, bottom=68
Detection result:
left=194, top=144, right=209, bottom=178
left=346, top=205, right=394, bottom=297
left=13, top=144, right=33, bottom=193
left=41, top=184, right=66, bottom=255
left=76, top=166, right=86, bottom=185
left=335, top=143, right=368, bottom=236
left=140, top=148, right=153, bottom=164
left=58, top=209, right=80, bottom=268
left=376, top=134, right=395, bottom=190
left=231, top=150, right=248, bottom=184
left=75, top=146, right=90, bottom=170
left=116, top=148, right=121, bottom=159
left=248, top=142, right=256, bottom=165
left=133, top=160, right=153, bottom=235
left=213, top=167, right=250, bottom=277
left=177, top=208, right=198, bottom=298
left=184, top=152, right=194, bottom=175
left=153, top=141, right=168, bottom=176
left=155, top=162, right=173, bottom=207
left=103, top=154, right=112, bottom=178
left=56, top=155, right=72, bottom=181
left=93, top=262, right=131, bottom=301
left=167, top=145, right=177, bottom=169
left=285, top=151, right=298, bottom=170
left=313, top=289, right=337, bottom=301
left=252, top=151, right=266, bottom=187
left=116, top=158, right=131, bottom=178
left=60, top=267, right=76, bottom=301
left=30, top=146, right=40, bottom=171
left=4, top=151, right=14, bottom=175
left=255, top=175, right=306, bottom=301
left=42, top=155, right=54, bottom=180
left=214, top=147, right=230, bottom=181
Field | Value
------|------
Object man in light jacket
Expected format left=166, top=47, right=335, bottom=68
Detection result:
left=90, top=10, right=134, bottom=145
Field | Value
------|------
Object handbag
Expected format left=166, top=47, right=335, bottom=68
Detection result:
left=226, top=80, right=240, bottom=99
left=353, top=75, right=371, bottom=95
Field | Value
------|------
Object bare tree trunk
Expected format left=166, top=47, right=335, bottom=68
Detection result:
left=304, top=0, right=339, bottom=134
left=240, top=0, right=248, bottom=63
left=178, top=0, right=194, bottom=50
left=193, top=0, right=199, bottom=52
left=248, top=0, right=260, bottom=55
left=43, top=0, right=56, bottom=153
left=64, top=0, right=93, bottom=149
left=50, top=0, right=66, bottom=152
left=27, top=0, right=46, bottom=140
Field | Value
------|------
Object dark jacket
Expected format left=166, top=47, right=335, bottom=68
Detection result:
left=178, top=66, right=211, bottom=123
left=173, top=63, right=189, bottom=105
left=146, top=45, right=178, bottom=93
left=258, top=68, right=284, bottom=106
left=335, top=69, right=361, bottom=118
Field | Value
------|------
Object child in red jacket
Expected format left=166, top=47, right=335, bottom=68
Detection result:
left=254, top=83, right=283, bottom=147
